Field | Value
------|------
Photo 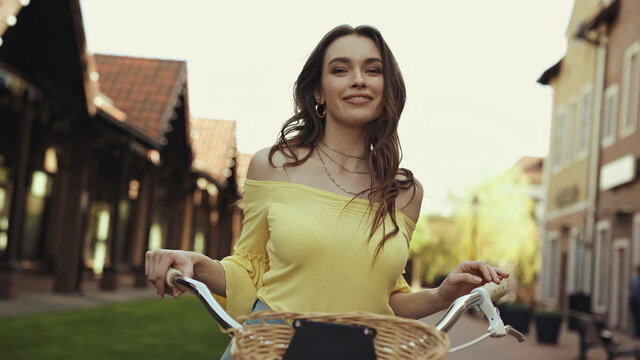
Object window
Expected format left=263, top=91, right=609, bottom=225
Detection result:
left=553, top=110, right=565, bottom=172
left=568, top=228, right=584, bottom=293
left=0, top=159, right=11, bottom=256
left=578, top=87, right=592, bottom=159
left=621, top=43, right=640, bottom=138
left=602, top=85, right=619, bottom=147
left=546, top=232, right=559, bottom=300
left=633, top=214, right=640, bottom=268
left=20, top=171, right=52, bottom=260
left=594, top=221, right=611, bottom=312
left=565, top=99, right=578, bottom=165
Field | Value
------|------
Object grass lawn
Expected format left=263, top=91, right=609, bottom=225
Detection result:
left=0, top=296, right=231, bottom=359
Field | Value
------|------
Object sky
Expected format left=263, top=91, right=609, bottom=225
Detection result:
left=79, top=0, right=575, bottom=215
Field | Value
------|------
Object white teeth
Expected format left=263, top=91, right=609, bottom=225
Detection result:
left=346, top=96, right=369, bottom=101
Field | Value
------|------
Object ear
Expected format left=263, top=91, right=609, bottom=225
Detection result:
left=314, top=88, right=325, bottom=105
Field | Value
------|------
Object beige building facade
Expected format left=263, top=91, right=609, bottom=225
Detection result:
left=538, top=0, right=605, bottom=312
left=540, top=0, right=640, bottom=333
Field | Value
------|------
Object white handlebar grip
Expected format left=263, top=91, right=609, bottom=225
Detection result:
left=165, top=268, right=183, bottom=288
left=480, top=280, right=508, bottom=302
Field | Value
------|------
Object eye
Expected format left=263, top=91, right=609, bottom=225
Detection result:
left=331, top=68, right=347, bottom=74
left=366, top=67, right=382, bottom=74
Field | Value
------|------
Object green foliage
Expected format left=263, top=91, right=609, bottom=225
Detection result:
left=411, top=165, right=540, bottom=292
left=0, top=296, right=230, bottom=359
left=410, top=215, right=464, bottom=284
left=409, top=215, right=431, bottom=256
left=534, top=308, right=562, bottom=317
left=448, top=166, right=539, bottom=288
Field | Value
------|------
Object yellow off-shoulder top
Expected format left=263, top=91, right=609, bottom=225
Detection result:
left=219, top=179, right=415, bottom=321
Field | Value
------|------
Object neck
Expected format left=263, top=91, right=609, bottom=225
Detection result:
left=322, top=122, right=368, bottom=159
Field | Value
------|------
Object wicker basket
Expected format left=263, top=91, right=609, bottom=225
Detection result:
left=229, top=310, right=449, bottom=360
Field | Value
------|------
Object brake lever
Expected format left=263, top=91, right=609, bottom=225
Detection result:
left=505, top=325, right=525, bottom=342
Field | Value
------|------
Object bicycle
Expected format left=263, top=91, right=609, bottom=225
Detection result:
left=164, top=268, right=524, bottom=359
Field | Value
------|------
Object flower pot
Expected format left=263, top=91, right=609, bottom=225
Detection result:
left=508, top=307, right=533, bottom=334
left=498, top=302, right=533, bottom=334
left=534, top=313, right=562, bottom=344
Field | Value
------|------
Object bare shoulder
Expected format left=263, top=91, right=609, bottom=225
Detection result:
left=396, top=175, right=423, bottom=224
left=246, top=146, right=304, bottom=182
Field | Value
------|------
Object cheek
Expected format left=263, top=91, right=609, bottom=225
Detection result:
left=373, top=78, right=384, bottom=95
left=322, top=80, right=345, bottom=106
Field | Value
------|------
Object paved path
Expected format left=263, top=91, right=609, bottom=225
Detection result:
left=0, top=271, right=155, bottom=318
left=421, top=311, right=640, bottom=360
left=3, top=272, right=640, bottom=359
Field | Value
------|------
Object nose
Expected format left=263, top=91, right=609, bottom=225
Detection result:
left=351, top=70, right=365, bottom=88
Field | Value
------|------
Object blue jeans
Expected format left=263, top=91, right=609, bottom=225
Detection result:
left=220, top=299, right=282, bottom=360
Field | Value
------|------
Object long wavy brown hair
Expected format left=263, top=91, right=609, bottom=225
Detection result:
left=269, top=24, right=417, bottom=259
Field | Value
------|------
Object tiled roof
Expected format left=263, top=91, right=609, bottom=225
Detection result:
left=94, top=54, right=186, bottom=141
left=515, top=157, right=543, bottom=185
left=190, top=118, right=237, bottom=184
left=235, top=153, right=252, bottom=194
left=0, top=0, right=24, bottom=39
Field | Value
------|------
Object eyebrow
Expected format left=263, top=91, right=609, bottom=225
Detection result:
left=328, top=57, right=383, bottom=65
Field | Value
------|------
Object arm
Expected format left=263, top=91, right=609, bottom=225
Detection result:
left=389, top=288, right=449, bottom=319
left=146, top=147, right=278, bottom=301
left=390, top=179, right=509, bottom=318
left=390, top=261, right=509, bottom=319
left=145, top=249, right=227, bottom=300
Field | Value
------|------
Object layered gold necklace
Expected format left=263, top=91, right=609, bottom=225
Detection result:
left=317, top=144, right=370, bottom=196
left=317, top=144, right=369, bottom=174
left=320, top=142, right=368, bottom=159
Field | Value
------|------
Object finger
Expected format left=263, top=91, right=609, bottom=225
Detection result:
left=155, top=251, right=169, bottom=299
left=148, top=250, right=156, bottom=287
left=495, top=268, right=510, bottom=278
left=487, top=266, right=500, bottom=284
left=159, top=251, right=181, bottom=298
left=450, top=272, right=483, bottom=285
left=476, top=262, right=493, bottom=283
left=173, top=289, right=183, bottom=299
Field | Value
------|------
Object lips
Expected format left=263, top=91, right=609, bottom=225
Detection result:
left=343, top=93, right=373, bottom=104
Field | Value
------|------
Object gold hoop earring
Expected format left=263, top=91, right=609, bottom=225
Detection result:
left=315, top=104, right=326, bottom=119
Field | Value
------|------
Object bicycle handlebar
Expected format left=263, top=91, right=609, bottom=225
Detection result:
left=164, top=267, right=524, bottom=343
left=165, top=268, right=242, bottom=331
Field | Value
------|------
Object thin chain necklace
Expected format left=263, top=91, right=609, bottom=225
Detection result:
left=320, top=142, right=367, bottom=159
left=317, top=148, right=367, bottom=196
left=317, top=146, right=369, bottom=174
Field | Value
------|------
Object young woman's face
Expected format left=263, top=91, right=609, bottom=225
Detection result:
left=316, top=34, right=384, bottom=128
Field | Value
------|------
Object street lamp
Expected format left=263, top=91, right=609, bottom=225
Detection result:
left=471, top=194, right=479, bottom=260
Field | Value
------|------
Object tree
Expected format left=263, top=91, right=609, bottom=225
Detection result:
left=450, top=165, right=539, bottom=303
left=410, top=215, right=464, bottom=286
left=409, top=165, right=539, bottom=302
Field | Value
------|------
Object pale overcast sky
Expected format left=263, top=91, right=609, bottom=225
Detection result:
left=79, top=0, right=575, bottom=215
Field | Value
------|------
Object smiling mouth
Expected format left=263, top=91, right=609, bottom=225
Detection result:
left=343, top=95, right=373, bottom=104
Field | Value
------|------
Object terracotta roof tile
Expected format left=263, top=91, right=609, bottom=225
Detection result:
left=94, top=53, right=186, bottom=141
left=0, top=0, right=23, bottom=39
left=190, top=118, right=237, bottom=184
left=514, top=156, right=543, bottom=185
left=235, top=153, right=252, bottom=194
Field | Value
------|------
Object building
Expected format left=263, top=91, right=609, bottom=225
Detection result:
left=0, top=0, right=248, bottom=300
left=190, top=117, right=252, bottom=259
left=537, top=0, right=607, bottom=313
left=539, top=0, right=640, bottom=332
left=580, top=0, right=639, bottom=331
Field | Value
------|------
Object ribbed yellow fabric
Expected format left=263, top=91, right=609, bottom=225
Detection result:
left=219, top=179, right=415, bottom=322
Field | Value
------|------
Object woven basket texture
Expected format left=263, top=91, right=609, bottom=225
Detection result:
left=229, top=310, right=449, bottom=360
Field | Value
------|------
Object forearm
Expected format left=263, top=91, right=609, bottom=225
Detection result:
left=389, top=289, right=449, bottom=319
left=191, top=252, right=227, bottom=297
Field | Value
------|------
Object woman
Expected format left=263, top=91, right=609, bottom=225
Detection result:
left=146, top=24, right=507, bottom=357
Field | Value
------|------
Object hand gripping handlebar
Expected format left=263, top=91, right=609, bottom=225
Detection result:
left=165, top=268, right=242, bottom=331
left=165, top=268, right=524, bottom=344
